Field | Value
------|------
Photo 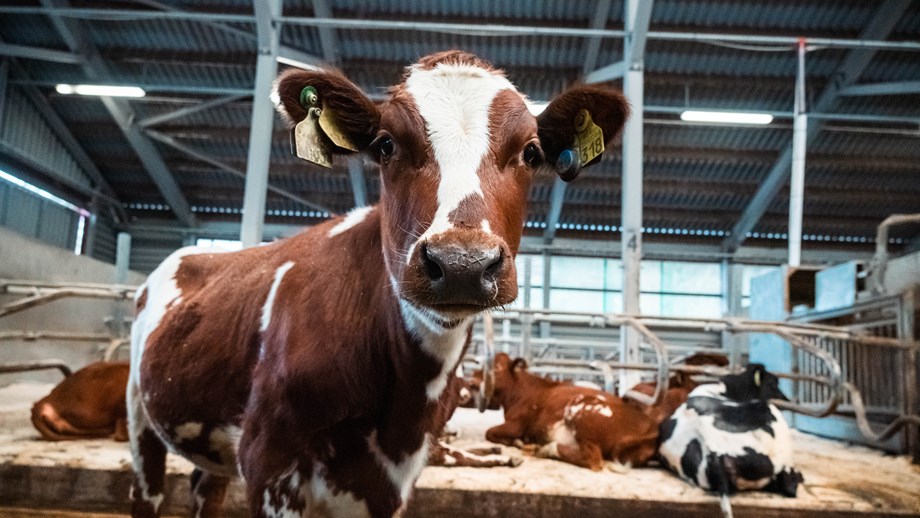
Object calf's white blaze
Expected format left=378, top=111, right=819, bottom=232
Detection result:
left=261, top=261, right=296, bottom=333
left=328, top=206, right=374, bottom=237
left=403, top=62, right=519, bottom=263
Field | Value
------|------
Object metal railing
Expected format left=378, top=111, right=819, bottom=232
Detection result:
left=468, top=308, right=920, bottom=448
left=0, top=278, right=135, bottom=361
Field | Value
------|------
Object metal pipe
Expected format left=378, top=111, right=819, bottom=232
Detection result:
left=4, top=8, right=920, bottom=51
left=0, top=360, right=72, bottom=378
left=870, top=213, right=920, bottom=295
left=788, top=40, right=807, bottom=267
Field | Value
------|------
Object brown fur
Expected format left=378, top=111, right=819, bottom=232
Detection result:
left=537, top=84, right=631, bottom=168
left=627, top=351, right=730, bottom=424
left=132, top=51, right=629, bottom=517
left=31, top=361, right=129, bottom=442
left=481, top=354, right=659, bottom=471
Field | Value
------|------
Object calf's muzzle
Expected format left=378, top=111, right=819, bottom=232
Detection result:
left=418, top=236, right=508, bottom=308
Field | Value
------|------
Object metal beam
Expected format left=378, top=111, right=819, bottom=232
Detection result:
left=625, top=0, right=654, bottom=66
left=547, top=0, right=616, bottom=243
left=137, top=94, right=248, bottom=128
left=0, top=42, right=82, bottom=64
left=581, top=0, right=613, bottom=77
left=312, top=0, right=339, bottom=63
left=0, top=59, right=8, bottom=136
left=839, top=80, right=920, bottom=97
left=722, top=0, right=912, bottom=253
left=347, top=158, right=368, bottom=208
left=542, top=177, right=567, bottom=244
left=2, top=7, right=920, bottom=52
left=40, top=0, right=196, bottom=227
left=240, top=0, right=281, bottom=247
left=144, top=129, right=331, bottom=214
left=619, top=0, right=652, bottom=395
left=585, top=60, right=625, bottom=84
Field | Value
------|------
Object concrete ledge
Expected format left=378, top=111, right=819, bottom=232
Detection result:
left=3, top=384, right=919, bottom=517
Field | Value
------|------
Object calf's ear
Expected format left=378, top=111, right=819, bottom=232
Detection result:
left=537, top=85, right=630, bottom=181
left=273, top=68, right=381, bottom=153
left=510, top=358, right=528, bottom=374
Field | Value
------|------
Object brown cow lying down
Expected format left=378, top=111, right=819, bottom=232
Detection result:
left=31, top=361, right=129, bottom=441
left=626, top=351, right=729, bottom=424
left=482, top=353, right=660, bottom=472
left=30, top=360, right=519, bottom=468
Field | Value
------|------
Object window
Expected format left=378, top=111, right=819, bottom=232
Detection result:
left=513, top=254, right=724, bottom=318
left=0, top=168, right=89, bottom=254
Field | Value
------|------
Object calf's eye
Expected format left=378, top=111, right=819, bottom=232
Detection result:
left=371, top=134, right=396, bottom=162
left=522, top=143, right=543, bottom=168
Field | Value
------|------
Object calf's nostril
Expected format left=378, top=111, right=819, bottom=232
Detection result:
left=422, top=243, right=445, bottom=281
left=482, top=248, right=503, bottom=280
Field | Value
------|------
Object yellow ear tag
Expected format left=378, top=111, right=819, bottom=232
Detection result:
left=319, top=107, right=359, bottom=152
left=754, top=370, right=761, bottom=386
left=291, top=86, right=333, bottom=168
left=573, top=109, right=604, bottom=166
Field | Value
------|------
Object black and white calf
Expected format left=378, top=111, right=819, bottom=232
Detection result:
left=658, top=364, right=803, bottom=517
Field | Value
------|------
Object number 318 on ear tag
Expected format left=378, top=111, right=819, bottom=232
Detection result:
left=291, top=108, right=333, bottom=168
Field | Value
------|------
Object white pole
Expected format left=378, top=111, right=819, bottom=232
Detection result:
left=789, top=39, right=808, bottom=267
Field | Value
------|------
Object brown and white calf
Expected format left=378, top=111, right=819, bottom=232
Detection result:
left=482, top=353, right=659, bottom=472
left=128, top=51, right=628, bottom=517
left=31, top=361, right=129, bottom=441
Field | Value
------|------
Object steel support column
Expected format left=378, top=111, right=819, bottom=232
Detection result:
left=722, top=0, right=912, bottom=253
left=788, top=41, right=807, bottom=267
left=619, top=0, right=652, bottom=395
left=240, top=0, right=281, bottom=247
left=347, top=158, right=368, bottom=208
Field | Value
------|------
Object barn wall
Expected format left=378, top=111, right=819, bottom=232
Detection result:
left=0, top=181, right=81, bottom=252
left=0, top=86, right=91, bottom=191
left=0, top=227, right=145, bottom=386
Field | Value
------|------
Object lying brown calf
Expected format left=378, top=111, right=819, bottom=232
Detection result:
left=626, top=351, right=729, bottom=424
left=31, top=361, right=129, bottom=441
left=482, top=353, right=660, bottom=471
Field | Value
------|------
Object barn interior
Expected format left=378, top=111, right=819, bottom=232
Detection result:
left=1, top=0, right=919, bottom=517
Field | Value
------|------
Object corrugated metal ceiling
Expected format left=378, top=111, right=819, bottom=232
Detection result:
left=0, top=0, right=918, bottom=249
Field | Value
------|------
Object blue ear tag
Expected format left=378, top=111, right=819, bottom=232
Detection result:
left=290, top=86, right=333, bottom=168
left=555, top=148, right=581, bottom=182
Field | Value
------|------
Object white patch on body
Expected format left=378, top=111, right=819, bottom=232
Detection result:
left=328, top=206, right=374, bottom=237
left=174, top=422, right=203, bottom=441
left=658, top=382, right=796, bottom=492
left=208, top=425, right=242, bottom=474
left=398, top=298, right=473, bottom=401
left=403, top=61, right=519, bottom=262
left=128, top=247, right=220, bottom=514
left=310, top=462, right=370, bottom=517
left=368, top=431, right=431, bottom=505
left=261, top=261, right=296, bottom=333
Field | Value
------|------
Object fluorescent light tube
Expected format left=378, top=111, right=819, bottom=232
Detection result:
left=680, top=110, right=773, bottom=125
left=55, top=84, right=146, bottom=98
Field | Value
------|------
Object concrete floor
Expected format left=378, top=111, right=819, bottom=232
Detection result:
left=2, top=382, right=919, bottom=517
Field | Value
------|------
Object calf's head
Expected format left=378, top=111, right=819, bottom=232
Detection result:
left=274, top=51, right=628, bottom=323
left=721, top=363, right=789, bottom=402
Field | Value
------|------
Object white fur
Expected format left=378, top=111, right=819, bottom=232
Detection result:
left=658, top=382, right=796, bottom=492
left=403, top=61, right=518, bottom=263
left=261, top=261, right=296, bottom=333
left=128, top=246, right=219, bottom=514
left=310, top=463, right=370, bottom=517
left=367, top=431, right=431, bottom=505
left=398, top=299, right=472, bottom=400
left=328, top=206, right=374, bottom=237
left=174, top=422, right=203, bottom=441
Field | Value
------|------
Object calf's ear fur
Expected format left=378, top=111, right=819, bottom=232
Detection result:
left=537, top=85, right=630, bottom=172
left=273, top=68, right=381, bottom=153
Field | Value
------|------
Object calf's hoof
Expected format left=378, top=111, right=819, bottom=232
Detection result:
left=507, top=456, right=524, bottom=468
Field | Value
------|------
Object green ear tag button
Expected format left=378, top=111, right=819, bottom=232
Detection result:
left=291, top=89, right=333, bottom=168
left=573, top=109, right=604, bottom=166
